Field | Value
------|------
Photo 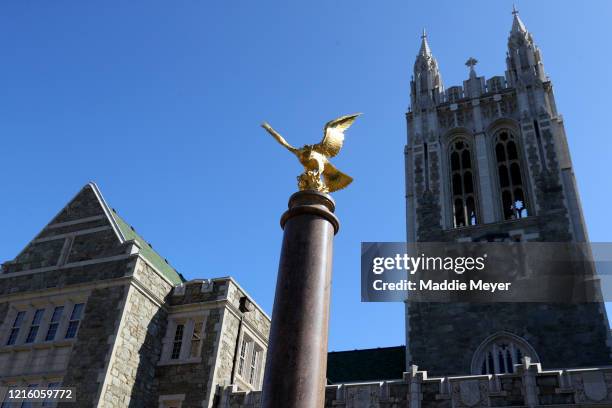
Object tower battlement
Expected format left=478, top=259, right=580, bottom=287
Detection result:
left=404, top=9, right=611, bottom=377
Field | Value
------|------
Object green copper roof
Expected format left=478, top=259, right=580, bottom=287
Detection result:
left=111, top=210, right=185, bottom=285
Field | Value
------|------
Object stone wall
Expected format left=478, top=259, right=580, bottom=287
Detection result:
left=51, top=185, right=106, bottom=224
left=156, top=287, right=225, bottom=408
left=218, top=360, right=612, bottom=407
left=408, top=302, right=611, bottom=376
left=58, top=286, right=127, bottom=408
left=0, top=258, right=133, bottom=296
left=156, top=278, right=271, bottom=408
left=97, top=260, right=174, bottom=407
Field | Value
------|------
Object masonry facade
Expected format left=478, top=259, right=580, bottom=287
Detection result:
left=404, top=10, right=612, bottom=377
left=0, top=183, right=270, bottom=408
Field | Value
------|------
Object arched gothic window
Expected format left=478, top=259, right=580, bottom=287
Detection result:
left=471, top=332, right=539, bottom=375
left=495, top=131, right=528, bottom=220
left=449, top=139, right=478, bottom=228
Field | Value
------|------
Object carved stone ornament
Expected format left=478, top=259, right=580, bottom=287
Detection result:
left=452, top=379, right=488, bottom=408
left=346, top=385, right=379, bottom=408
left=575, top=371, right=609, bottom=403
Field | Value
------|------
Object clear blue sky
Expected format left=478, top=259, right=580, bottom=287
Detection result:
left=1, top=1, right=611, bottom=351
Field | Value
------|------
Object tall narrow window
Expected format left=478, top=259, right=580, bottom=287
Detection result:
left=171, top=324, right=184, bottom=359
left=449, top=139, right=478, bottom=227
left=20, top=383, right=38, bottom=408
left=495, top=131, right=528, bottom=219
left=6, top=311, right=26, bottom=345
left=42, top=382, right=61, bottom=407
left=1, top=386, right=16, bottom=408
left=479, top=342, right=530, bottom=374
left=25, top=308, right=45, bottom=343
left=64, top=303, right=84, bottom=339
left=238, top=338, right=249, bottom=376
left=45, top=306, right=64, bottom=341
left=249, top=349, right=259, bottom=385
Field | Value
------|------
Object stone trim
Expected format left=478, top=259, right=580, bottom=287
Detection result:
left=220, top=360, right=612, bottom=407
left=47, top=215, right=107, bottom=229
left=0, top=253, right=135, bottom=279
left=33, top=226, right=112, bottom=243
left=206, top=308, right=232, bottom=408
left=87, top=182, right=126, bottom=242
left=219, top=277, right=270, bottom=321
left=94, top=284, right=132, bottom=407
left=0, top=275, right=132, bottom=304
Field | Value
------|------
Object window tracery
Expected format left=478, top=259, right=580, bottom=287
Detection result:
left=449, top=139, right=478, bottom=227
left=495, top=130, right=528, bottom=219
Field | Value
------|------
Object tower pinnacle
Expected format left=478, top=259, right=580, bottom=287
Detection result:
left=419, top=28, right=432, bottom=56
left=511, top=4, right=527, bottom=34
left=411, top=29, right=443, bottom=108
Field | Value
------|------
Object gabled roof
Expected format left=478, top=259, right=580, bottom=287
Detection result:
left=326, top=346, right=406, bottom=384
left=89, top=182, right=184, bottom=285
left=5, top=182, right=184, bottom=285
left=110, top=208, right=184, bottom=285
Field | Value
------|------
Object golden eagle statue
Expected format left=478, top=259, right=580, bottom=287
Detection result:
left=261, top=113, right=361, bottom=193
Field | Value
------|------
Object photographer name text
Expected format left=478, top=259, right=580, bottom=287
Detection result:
left=372, top=279, right=511, bottom=292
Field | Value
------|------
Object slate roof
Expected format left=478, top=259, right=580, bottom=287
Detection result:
left=326, top=346, right=406, bottom=384
left=110, top=209, right=184, bottom=285
left=89, top=182, right=185, bottom=285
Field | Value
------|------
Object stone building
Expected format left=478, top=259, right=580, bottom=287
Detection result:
left=2, top=9, right=612, bottom=408
left=404, top=8, right=612, bottom=377
left=0, top=183, right=271, bottom=407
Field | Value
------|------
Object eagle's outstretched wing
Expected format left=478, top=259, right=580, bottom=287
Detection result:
left=314, top=113, right=361, bottom=158
left=261, top=122, right=298, bottom=153
left=323, top=161, right=353, bottom=192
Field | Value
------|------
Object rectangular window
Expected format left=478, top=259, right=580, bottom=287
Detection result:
left=249, top=349, right=259, bottom=385
left=20, top=383, right=38, bottom=408
left=171, top=324, right=184, bottom=359
left=42, top=382, right=61, bottom=407
left=64, top=303, right=84, bottom=339
left=1, top=385, right=16, bottom=408
left=189, top=321, right=203, bottom=358
left=238, top=338, right=248, bottom=376
left=6, top=311, right=26, bottom=345
left=45, top=306, right=64, bottom=341
left=25, top=308, right=45, bottom=343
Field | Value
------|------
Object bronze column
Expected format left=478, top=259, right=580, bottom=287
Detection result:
left=261, top=190, right=339, bottom=408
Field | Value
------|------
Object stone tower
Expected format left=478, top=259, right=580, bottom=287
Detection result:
left=404, top=10, right=612, bottom=375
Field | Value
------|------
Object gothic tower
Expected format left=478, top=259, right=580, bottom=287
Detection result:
left=404, top=9, right=612, bottom=375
